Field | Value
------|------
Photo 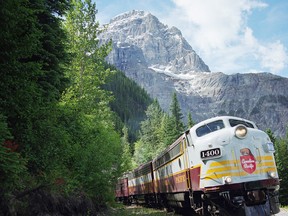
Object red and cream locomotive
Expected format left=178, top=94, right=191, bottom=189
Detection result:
left=115, top=116, right=280, bottom=215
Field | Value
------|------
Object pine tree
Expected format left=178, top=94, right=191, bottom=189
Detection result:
left=0, top=0, right=42, bottom=143
left=102, top=68, right=153, bottom=142
left=266, top=129, right=277, bottom=144
left=0, top=0, right=71, bottom=180
left=159, top=113, right=178, bottom=147
left=170, top=92, right=184, bottom=136
left=188, top=112, right=195, bottom=128
left=0, top=114, right=26, bottom=193
left=133, top=95, right=187, bottom=164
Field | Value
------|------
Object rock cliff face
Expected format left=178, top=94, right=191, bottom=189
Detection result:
left=100, top=10, right=288, bottom=137
left=104, top=10, right=210, bottom=74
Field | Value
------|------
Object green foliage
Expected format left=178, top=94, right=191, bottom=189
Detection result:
left=275, top=129, right=288, bottom=205
left=63, top=0, right=113, bottom=114
left=133, top=95, right=186, bottom=165
left=23, top=105, right=72, bottom=183
left=103, top=68, right=153, bottom=142
left=58, top=98, right=122, bottom=203
left=0, top=0, right=41, bottom=141
left=133, top=140, right=148, bottom=166
left=266, top=128, right=288, bottom=205
left=187, top=112, right=195, bottom=128
left=158, top=92, right=185, bottom=146
left=0, top=114, right=27, bottom=195
left=0, top=0, right=126, bottom=209
left=170, top=92, right=185, bottom=134
left=266, top=128, right=277, bottom=144
left=160, top=113, right=179, bottom=147
left=120, top=126, right=133, bottom=172
left=0, top=115, right=12, bottom=143
left=62, top=0, right=122, bottom=204
left=133, top=100, right=165, bottom=164
left=0, top=0, right=71, bottom=192
left=69, top=114, right=121, bottom=199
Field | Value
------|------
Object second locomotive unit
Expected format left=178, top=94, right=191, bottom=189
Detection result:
left=115, top=116, right=280, bottom=215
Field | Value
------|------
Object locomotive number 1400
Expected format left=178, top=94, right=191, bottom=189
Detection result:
left=200, top=148, right=221, bottom=159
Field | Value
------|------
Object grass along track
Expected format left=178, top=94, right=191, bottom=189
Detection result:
left=102, top=204, right=288, bottom=216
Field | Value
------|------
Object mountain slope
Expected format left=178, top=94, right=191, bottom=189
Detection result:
left=100, top=10, right=288, bottom=136
left=103, top=64, right=153, bottom=142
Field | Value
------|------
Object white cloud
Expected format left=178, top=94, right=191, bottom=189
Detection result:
left=164, top=0, right=288, bottom=75
left=258, top=41, right=288, bottom=73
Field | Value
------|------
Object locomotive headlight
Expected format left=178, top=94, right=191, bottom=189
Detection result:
left=223, top=176, right=232, bottom=184
left=235, top=125, right=247, bottom=139
left=267, top=171, right=276, bottom=178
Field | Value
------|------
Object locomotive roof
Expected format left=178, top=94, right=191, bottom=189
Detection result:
left=192, top=116, right=257, bottom=129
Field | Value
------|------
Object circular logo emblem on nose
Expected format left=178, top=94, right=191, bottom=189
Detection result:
left=240, top=148, right=256, bottom=174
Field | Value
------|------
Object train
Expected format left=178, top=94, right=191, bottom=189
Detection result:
left=115, top=116, right=280, bottom=215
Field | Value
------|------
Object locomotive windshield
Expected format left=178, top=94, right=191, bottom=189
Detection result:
left=229, top=119, right=254, bottom=128
left=196, top=120, right=225, bottom=137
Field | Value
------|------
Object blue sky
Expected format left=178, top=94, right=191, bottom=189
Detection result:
left=96, top=0, right=288, bottom=78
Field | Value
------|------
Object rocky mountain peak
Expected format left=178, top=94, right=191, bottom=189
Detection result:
left=110, top=10, right=148, bottom=23
left=101, top=10, right=210, bottom=74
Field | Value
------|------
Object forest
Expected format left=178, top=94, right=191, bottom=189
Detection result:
left=0, top=0, right=287, bottom=215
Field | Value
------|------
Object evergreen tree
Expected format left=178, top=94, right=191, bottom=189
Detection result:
left=103, top=68, right=153, bottom=142
left=266, top=129, right=277, bottom=144
left=0, top=0, right=71, bottom=186
left=159, top=113, right=178, bottom=147
left=0, top=114, right=26, bottom=193
left=32, top=0, right=70, bottom=100
left=169, top=92, right=184, bottom=137
left=188, top=112, right=195, bottom=128
left=133, top=95, right=187, bottom=165
left=0, top=0, right=42, bottom=143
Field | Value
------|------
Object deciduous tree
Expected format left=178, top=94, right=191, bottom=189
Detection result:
left=133, top=100, right=164, bottom=164
left=120, top=126, right=133, bottom=172
left=62, top=0, right=121, bottom=203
